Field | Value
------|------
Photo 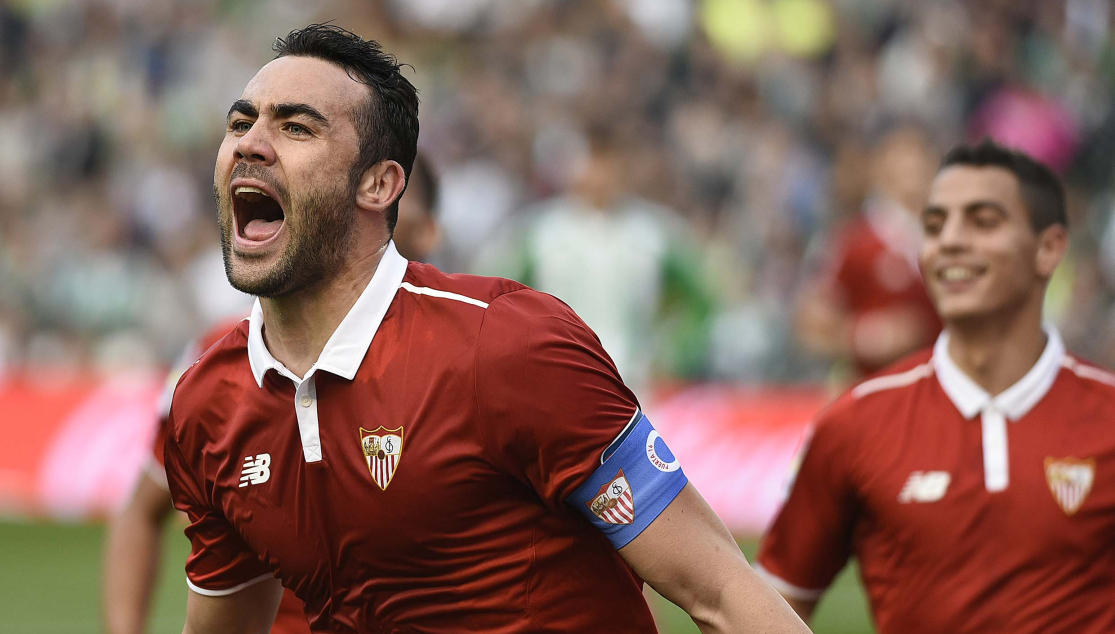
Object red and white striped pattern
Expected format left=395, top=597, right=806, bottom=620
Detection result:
left=1045, top=458, right=1094, bottom=516
left=599, top=488, right=634, bottom=525
left=367, top=451, right=401, bottom=490
left=587, top=471, right=635, bottom=525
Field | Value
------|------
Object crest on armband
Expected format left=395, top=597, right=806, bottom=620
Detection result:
left=586, top=470, right=634, bottom=525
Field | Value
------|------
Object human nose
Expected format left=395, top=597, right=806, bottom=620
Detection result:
left=936, top=214, right=967, bottom=252
left=235, top=121, right=276, bottom=165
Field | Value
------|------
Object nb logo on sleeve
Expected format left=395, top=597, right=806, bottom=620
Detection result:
left=898, top=471, right=950, bottom=503
left=239, top=454, right=271, bottom=488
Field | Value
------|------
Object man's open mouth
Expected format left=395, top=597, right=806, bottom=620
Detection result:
left=232, top=182, right=285, bottom=244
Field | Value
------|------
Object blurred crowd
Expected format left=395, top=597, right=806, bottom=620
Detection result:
left=2, top=0, right=1115, bottom=386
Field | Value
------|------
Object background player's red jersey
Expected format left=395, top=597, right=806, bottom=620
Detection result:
left=165, top=246, right=672, bottom=633
left=821, top=212, right=941, bottom=375
left=759, top=330, right=1115, bottom=633
left=152, top=320, right=310, bottom=634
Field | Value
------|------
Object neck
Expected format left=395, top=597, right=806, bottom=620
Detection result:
left=260, top=241, right=389, bottom=379
left=945, top=299, right=1047, bottom=396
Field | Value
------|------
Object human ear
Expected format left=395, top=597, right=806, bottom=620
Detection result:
left=1035, top=224, right=1068, bottom=279
left=355, top=160, right=406, bottom=214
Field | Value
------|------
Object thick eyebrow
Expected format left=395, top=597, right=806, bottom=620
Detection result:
left=921, top=205, right=946, bottom=220
left=270, top=102, right=330, bottom=128
left=227, top=99, right=258, bottom=122
left=962, top=200, right=1008, bottom=216
left=922, top=200, right=1009, bottom=220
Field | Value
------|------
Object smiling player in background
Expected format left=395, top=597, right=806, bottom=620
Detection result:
left=758, top=139, right=1115, bottom=633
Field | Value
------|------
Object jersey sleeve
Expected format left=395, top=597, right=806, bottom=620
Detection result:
left=163, top=408, right=274, bottom=596
left=475, top=289, right=687, bottom=547
left=756, top=406, right=859, bottom=600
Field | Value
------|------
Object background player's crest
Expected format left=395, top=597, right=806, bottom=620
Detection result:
left=360, top=426, right=404, bottom=490
left=586, top=470, right=634, bottom=525
left=1045, top=457, right=1095, bottom=516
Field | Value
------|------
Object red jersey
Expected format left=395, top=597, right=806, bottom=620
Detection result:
left=152, top=320, right=310, bottom=634
left=758, top=328, right=1115, bottom=633
left=822, top=202, right=941, bottom=374
left=164, top=243, right=668, bottom=633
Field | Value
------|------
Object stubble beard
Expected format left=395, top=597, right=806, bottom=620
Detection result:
left=216, top=174, right=358, bottom=299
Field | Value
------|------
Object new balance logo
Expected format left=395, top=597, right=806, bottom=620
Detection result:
left=898, top=471, right=950, bottom=503
left=239, top=454, right=271, bottom=488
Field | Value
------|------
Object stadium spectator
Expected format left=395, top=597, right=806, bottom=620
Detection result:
left=758, top=140, right=1115, bottom=633
left=164, top=25, right=807, bottom=632
left=796, top=125, right=942, bottom=380
left=477, top=127, right=714, bottom=389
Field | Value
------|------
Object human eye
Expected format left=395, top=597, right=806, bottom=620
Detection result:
left=973, top=210, right=1002, bottom=229
left=284, top=123, right=311, bottom=136
left=229, top=119, right=253, bottom=134
left=921, top=214, right=944, bottom=236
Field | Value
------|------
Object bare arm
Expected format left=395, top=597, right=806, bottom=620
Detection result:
left=103, top=470, right=175, bottom=634
left=619, top=484, right=811, bottom=634
left=183, top=578, right=283, bottom=634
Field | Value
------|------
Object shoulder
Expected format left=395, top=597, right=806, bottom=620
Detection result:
left=1060, top=354, right=1115, bottom=396
left=169, top=321, right=252, bottom=438
left=473, top=284, right=604, bottom=373
left=198, top=317, right=248, bottom=351
left=848, top=349, right=935, bottom=401
left=818, top=349, right=935, bottom=434
left=400, top=261, right=527, bottom=310
left=402, top=261, right=580, bottom=324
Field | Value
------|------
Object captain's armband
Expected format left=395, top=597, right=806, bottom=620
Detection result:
left=567, top=411, right=688, bottom=549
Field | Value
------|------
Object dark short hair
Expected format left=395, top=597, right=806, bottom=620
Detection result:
left=273, top=24, right=419, bottom=234
left=940, top=138, right=1067, bottom=232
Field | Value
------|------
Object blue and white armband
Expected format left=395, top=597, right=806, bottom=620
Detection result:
left=568, top=411, right=688, bottom=549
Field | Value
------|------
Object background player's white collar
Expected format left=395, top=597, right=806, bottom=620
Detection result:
left=932, top=325, right=1065, bottom=421
left=247, top=241, right=409, bottom=387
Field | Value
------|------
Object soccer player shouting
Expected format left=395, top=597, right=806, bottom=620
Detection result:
left=102, top=155, right=441, bottom=634
left=163, top=24, right=807, bottom=634
left=758, top=139, right=1115, bottom=633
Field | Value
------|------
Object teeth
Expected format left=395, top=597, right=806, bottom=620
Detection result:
left=234, top=186, right=271, bottom=199
left=942, top=267, right=976, bottom=281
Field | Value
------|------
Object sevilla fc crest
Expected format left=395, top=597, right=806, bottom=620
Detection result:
left=360, top=426, right=404, bottom=490
left=586, top=470, right=634, bottom=525
left=1045, top=457, right=1095, bottom=516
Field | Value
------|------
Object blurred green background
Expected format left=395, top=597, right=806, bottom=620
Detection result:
left=0, top=520, right=872, bottom=633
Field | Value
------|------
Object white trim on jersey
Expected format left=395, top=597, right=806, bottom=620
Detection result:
left=752, top=562, right=826, bottom=601
left=851, top=362, right=933, bottom=400
left=600, top=408, right=643, bottom=465
left=1063, top=356, right=1115, bottom=388
left=186, top=572, right=274, bottom=597
left=399, top=282, right=490, bottom=309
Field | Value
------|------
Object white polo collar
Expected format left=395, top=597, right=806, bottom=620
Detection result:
left=932, top=326, right=1065, bottom=421
left=247, top=241, right=408, bottom=387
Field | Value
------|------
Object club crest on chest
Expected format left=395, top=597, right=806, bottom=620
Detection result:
left=1045, top=457, right=1095, bottom=516
left=360, top=426, right=404, bottom=490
